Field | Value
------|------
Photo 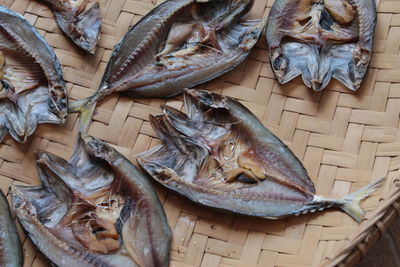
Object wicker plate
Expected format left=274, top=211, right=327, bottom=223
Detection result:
left=1, top=0, right=400, bottom=266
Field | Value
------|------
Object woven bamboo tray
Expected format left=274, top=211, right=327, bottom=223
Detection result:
left=1, top=0, right=400, bottom=266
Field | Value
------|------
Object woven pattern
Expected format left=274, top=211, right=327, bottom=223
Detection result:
left=1, top=0, right=400, bottom=266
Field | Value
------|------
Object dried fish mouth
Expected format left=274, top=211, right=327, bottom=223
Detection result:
left=69, top=0, right=266, bottom=132
left=11, top=135, right=171, bottom=267
left=266, top=0, right=376, bottom=91
left=0, top=7, right=67, bottom=143
left=138, top=90, right=384, bottom=222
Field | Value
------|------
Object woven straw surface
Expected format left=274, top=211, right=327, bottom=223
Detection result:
left=1, top=0, right=400, bottom=266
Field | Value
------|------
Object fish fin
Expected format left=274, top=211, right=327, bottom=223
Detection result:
left=150, top=114, right=192, bottom=155
left=340, top=177, right=386, bottom=223
left=162, top=105, right=198, bottom=137
left=68, top=98, right=96, bottom=133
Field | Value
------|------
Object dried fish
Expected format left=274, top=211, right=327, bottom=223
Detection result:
left=11, top=135, right=171, bottom=267
left=0, top=7, right=67, bottom=143
left=266, top=0, right=376, bottom=91
left=138, top=90, right=383, bottom=222
left=69, top=0, right=266, bottom=132
left=0, top=190, right=22, bottom=267
left=39, top=0, right=102, bottom=53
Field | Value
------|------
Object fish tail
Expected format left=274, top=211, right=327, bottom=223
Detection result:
left=339, top=178, right=385, bottom=223
left=68, top=97, right=96, bottom=133
left=310, top=178, right=386, bottom=222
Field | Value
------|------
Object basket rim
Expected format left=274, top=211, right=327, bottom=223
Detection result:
left=324, top=179, right=400, bottom=266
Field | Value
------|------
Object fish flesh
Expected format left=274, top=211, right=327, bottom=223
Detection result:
left=0, top=190, right=22, bottom=267
left=39, top=0, right=101, bottom=53
left=11, top=135, right=171, bottom=267
left=266, top=0, right=376, bottom=91
left=0, top=6, right=67, bottom=143
left=69, top=0, right=266, bottom=132
left=138, top=90, right=383, bottom=222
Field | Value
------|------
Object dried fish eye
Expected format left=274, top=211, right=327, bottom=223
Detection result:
left=138, top=89, right=384, bottom=223
left=11, top=135, right=171, bottom=267
left=0, top=7, right=67, bottom=143
left=69, top=0, right=267, bottom=132
left=266, top=0, right=376, bottom=91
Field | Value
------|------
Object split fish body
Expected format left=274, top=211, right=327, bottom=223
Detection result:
left=11, top=135, right=171, bottom=267
left=69, top=0, right=266, bottom=132
left=138, top=90, right=383, bottom=222
left=266, top=0, right=376, bottom=91
left=0, top=6, right=67, bottom=143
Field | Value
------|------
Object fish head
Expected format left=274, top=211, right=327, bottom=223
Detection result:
left=52, top=2, right=101, bottom=54
left=81, top=134, right=117, bottom=163
left=10, top=185, right=38, bottom=222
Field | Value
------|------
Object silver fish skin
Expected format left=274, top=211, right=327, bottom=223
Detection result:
left=138, top=90, right=383, bottom=222
left=0, top=6, right=67, bottom=143
left=266, top=0, right=376, bottom=91
left=39, top=0, right=102, bottom=54
left=11, top=135, right=171, bottom=267
left=0, top=190, right=22, bottom=267
left=69, top=0, right=266, bottom=132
